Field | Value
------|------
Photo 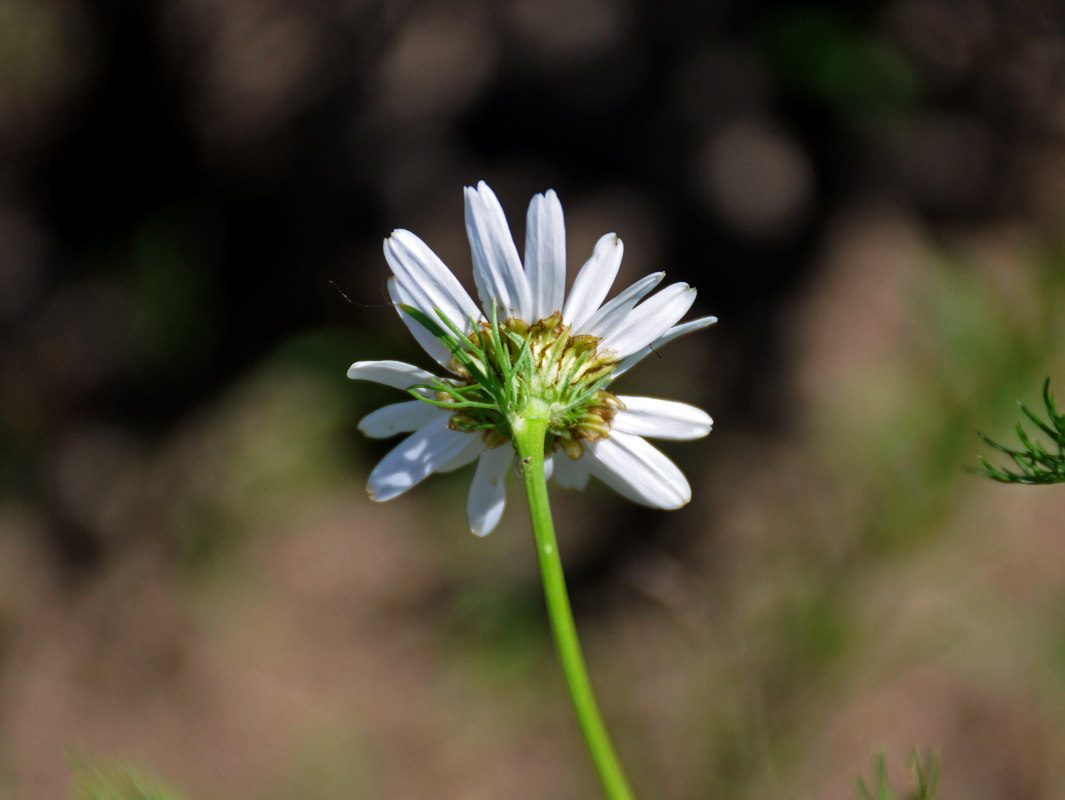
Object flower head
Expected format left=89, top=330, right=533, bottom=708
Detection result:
left=349, top=181, right=716, bottom=535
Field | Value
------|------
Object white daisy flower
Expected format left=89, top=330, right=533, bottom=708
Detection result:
left=349, top=181, right=716, bottom=536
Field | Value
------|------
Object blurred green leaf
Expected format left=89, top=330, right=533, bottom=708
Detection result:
left=761, top=6, right=918, bottom=121
left=445, top=585, right=548, bottom=685
left=70, top=759, right=188, bottom=800
left=130, top=209, right=220, bottom=384
left=853, top=750, right=939, bottom=800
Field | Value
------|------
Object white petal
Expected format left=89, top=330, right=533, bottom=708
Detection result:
left=563, top=234, right=623, bottom=330
left=359, top=401, right=445, bottom=438
left=612, top=396, right=713, bottom=440
left=579, top=271, right=665, bottom=338
left=551, top=454, right=591, bottom=490
left=585, top=432, right=691, bottom=509
left=524, top=190, right=566, bottom=321
left=467, top=445, right=514, bottom=536
left=384, top=230, right=483, bottom=332
left=465, top=181, right=531, bottom=321
left=613, top=315, right=718, bottom=379
left=599, top=283, right=697, bottom=358
left=389, top=278, right=452, bottom=368
left=542, top=454, right=554, bottom=481
left=437, top=435, right=486, bottom=473
left=347, top=360, right=441, bottom=395
left=367, top=415, right=480, bottom=502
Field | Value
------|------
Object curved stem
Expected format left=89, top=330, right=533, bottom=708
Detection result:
left=510, top=408, right=637, bottom=800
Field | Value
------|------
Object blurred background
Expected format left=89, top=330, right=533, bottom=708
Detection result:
left=2, top=0, right=1065, bottom=797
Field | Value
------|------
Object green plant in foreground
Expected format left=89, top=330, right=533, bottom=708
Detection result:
left=854, top=750, right=940, bottom=800
left=70, top=760, right=186, bottom=800
left=348, top=182, right=717, bottom=799
left=975, top=378, right=1065, bottom=484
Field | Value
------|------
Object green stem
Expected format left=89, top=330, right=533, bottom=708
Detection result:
left=511, top=405, right=637, bottom=800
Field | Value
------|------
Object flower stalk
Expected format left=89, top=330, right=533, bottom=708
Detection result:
left=348, top=181, right=716, bottom=793
left=511, top=405, right=637, bottom=800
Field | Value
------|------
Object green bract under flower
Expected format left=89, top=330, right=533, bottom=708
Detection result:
left=422, top=309, right=622, bottom=458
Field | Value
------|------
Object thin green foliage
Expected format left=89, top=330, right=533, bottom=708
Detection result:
left=975, top=378, right=1065, bottom=484
left=853, top=750, right=940, bottom=800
